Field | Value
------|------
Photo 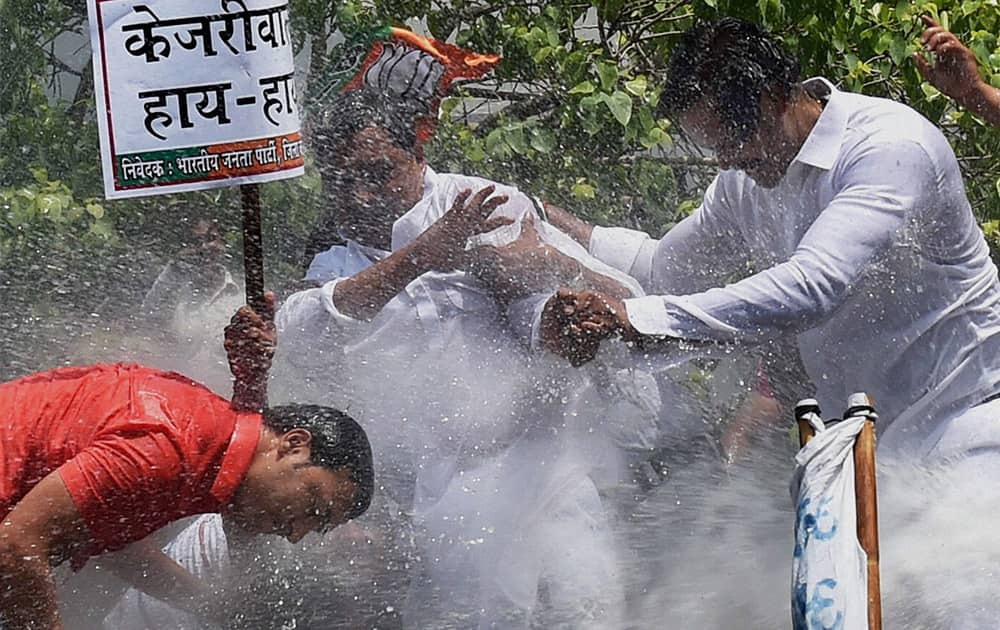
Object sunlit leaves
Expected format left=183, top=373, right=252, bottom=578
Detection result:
left=571, top=180, right=596, bottom=199
left=606, top=91, right=633, bottom=126
left=7, top=0, right=1000, bottom=307
left=625, top=77, right=648, bottom=98
left=597, top=63, right=619, bottom=92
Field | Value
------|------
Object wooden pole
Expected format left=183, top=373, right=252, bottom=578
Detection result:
left=795, top=399, right=821, bottom=448
left=848, top=397, right=882, bottom=630
left=240, top=183, right=266, bottom=313
left=237, top=182, right=268, bottom=410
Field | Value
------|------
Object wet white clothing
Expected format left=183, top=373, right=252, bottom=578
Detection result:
left=588, top=77, right=1000, bottom=457
left=103, top=515, right=228, bottom=630
left=276, top=168, right=654, bottom=628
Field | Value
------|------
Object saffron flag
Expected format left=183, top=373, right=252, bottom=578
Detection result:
left=312, top=26, right=500, bottom=145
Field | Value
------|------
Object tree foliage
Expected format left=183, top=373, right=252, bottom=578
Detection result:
left=3, top=0, right=1000, bottom=372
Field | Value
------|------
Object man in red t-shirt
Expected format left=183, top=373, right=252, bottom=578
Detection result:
left=0, top=301, right=374, bottom=630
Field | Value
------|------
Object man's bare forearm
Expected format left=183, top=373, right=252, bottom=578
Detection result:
left=231, top=379, right=266, bottom=412
left=0, top=546, right=62, bottom=629
left=332, top=242, right=430, bottom=320
left=959, top=80, right=1000, bottom=128
left=579, top=268, right=633, bottom=300
left=544, top=203, right=594, bottom=248
left=106, top=541, right=219, bottom=621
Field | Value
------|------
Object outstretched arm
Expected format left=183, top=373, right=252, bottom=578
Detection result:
left=469, top=214, right=635, bottom=306
left=545, top=140, right=934, bottom=365
left=103, top=540, right=221, bottom=624
left=332, top=186, right=509, bottom=320
left=0, top=472, right=89, bottom=630
left=542, top=202, right=594, bottom=248
left=914, top=15, right=1000, bottom=128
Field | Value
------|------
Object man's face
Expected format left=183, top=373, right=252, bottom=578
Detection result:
left=230, top=430, right=358, bottom=543
left=326, top=126, right=425, bottom=243
left=679, top=94, right=793, bottom=188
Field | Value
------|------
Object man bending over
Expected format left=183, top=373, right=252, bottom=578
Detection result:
left=0, top=309, right=374, bottom=629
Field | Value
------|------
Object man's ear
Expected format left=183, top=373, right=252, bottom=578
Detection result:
left=278, top=428, right=313, bottom=461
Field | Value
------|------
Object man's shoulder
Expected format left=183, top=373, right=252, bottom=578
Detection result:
left=1, top=363, right=174, bottom=397
left=838, top=90, right=945, bottom=155
left=431, top=171, right=533, bottom=203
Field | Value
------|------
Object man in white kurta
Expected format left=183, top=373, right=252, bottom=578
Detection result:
left=585, top=75, right=1000, bottom=457
left=275, top=90, right=661, bottom=628
left=545, top=20, right=1000, bottom=465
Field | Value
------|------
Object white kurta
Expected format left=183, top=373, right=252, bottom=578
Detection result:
left=275, top=168, right=658, bottom=628
left=588, top=77, right=1000, bottom=458
left=103, top=515, right=229, bottom=630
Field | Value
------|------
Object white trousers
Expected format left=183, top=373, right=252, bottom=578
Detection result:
left=404, top=439, right=624, bottom=630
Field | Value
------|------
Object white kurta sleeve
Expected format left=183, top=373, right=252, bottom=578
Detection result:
left=589, top=176, right=748, bottom=295
left=624, top=140, right=934, bottom=341
left=276, top=279, right=369, bottom=368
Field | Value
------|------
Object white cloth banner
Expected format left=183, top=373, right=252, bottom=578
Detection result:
left=87, top=0, right=304, bottom=198
left=790, top=416, right=867, bottom=630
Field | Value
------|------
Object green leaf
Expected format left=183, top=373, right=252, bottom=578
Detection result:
left=640, top=127, right=670, bottom=149
left=888, top=37, right=909, bottom=66
left=466, top=146, right=486, bottom=162
left=568, top=81, right=596, bottom=95
left=440, top=97, right=460, bottom=117
left=894, top=0, right=910, bottom=21
left=638, top=107, right=655, bottom=133
left=597, top=63, right=618, bottom=91
left=506, top=125, right=530, bottom=155
left=533, top=46, right=552, bottom=63
left=579, top=93, right=607, bottom=110
left=38, top=193, right=64, bottom=215
left=89, top=218, right=116, bottom=239
left=85, top=202, right=105, bottom=219
left=485, top=128, right=509, bottom=156
left=624, top=76, right=647, bottom=97
left=529, top=128, right=556, bottom=153
left=962, top=2, right=982, bottom=17
left=605, top=90, right=633, bottom=126
left=571, top=181, right=596, bottom=199
left=546, top=26, right=560, bottom=47
left=678, top=199, right=700, bottom=216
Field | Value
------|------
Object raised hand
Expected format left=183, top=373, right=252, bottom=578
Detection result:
left=413, top=185, right=509, bottom=272
left=225, top=291, right=276, bottom=412
left=540, top=288, right=636, bottom=366
left=913, top=15, right=983, bottom=103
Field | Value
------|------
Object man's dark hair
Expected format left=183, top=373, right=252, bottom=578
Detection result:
left=302, top=87, right=426, bottom=266
left=310, top=87, right=422, bottom=170
left=263, top=404, right=375, bottom=521
left=661, top=17, right=801, bottom=143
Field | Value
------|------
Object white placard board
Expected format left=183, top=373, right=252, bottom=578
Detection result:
left=87, top=0, right=304, bottom=199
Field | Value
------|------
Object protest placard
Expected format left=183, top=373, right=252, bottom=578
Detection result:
left=87, top=0, right=304, bottom=199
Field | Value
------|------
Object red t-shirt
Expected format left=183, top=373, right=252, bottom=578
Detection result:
left=0, top=363, right=261, bottom=565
